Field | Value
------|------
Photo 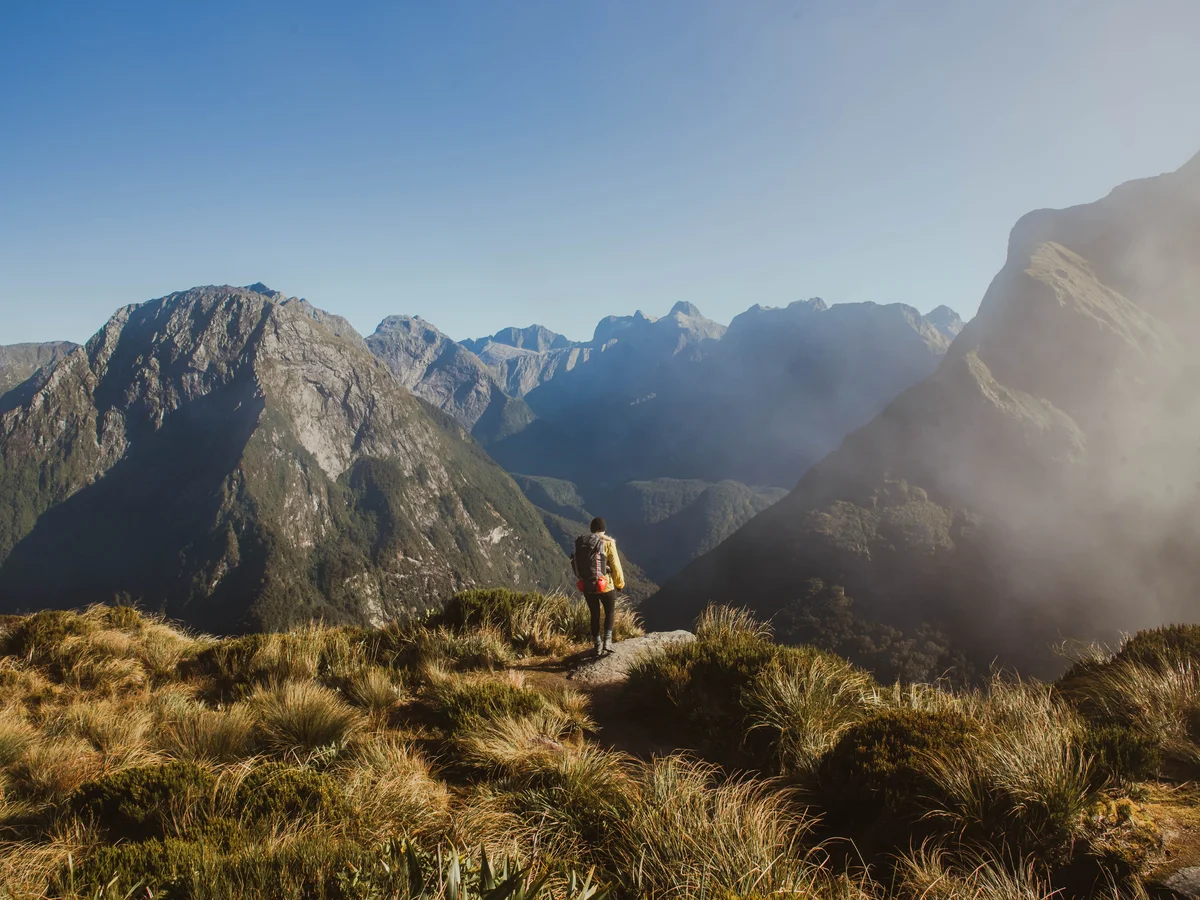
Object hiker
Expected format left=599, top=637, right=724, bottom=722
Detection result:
left=570, top=517, right=626, bottom=656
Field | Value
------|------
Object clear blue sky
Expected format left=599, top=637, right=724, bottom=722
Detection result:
left=3, top=1, right=1199, bottom=346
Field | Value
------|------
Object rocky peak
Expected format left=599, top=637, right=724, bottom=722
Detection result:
left=924, top=305, right=965, bottom=340
left=0, top=341, right=80, bottom=401
left=0, top=284, right=566, bottom=631
left=470, top=324, right=576, bottom=353
left=244, top=281, right=283, bottom=299
left=366, top=314, right=534, bottom=444
left=669, top=301, right=703, bottom=318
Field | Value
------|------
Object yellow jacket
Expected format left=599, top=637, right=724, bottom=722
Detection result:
left=600, top=534, right=626, bottom=592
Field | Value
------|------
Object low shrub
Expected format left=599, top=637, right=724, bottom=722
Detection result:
left=70, top=760, right=217, bottom=841
left=233, top=762, right=350, bottom=825
left=817, top=707, right=974, bottom=834
left=1084, top=723, right=1163, bottom=783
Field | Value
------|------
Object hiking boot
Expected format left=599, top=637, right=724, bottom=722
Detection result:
left=603, top=632, right=614, bottom=654
left=593, top=637, right=604, bottom=656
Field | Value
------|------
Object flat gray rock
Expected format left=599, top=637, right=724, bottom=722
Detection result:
left=569, top=631, right=695, bottom=685
left=1159, top=867, right=1200, bottom=899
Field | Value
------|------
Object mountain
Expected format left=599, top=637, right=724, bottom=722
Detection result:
left=488, top=299, right=954, bottom=490
left=650, top=152, right=1200, bottom=675
left=463, top=324, right=576, bottom=355
left=365, top=315, right=534, bottom=445
left=0, top=285, right=568, bottom=632
left=0, top=341, right=79, bottom=399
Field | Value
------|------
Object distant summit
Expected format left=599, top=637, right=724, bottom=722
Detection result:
left=924, top=305, right=965, bottom=340
left=367, top=315, right=534, bottom=444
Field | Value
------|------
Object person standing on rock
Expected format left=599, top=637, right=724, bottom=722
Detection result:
left=571, top=517, right=626, bottom=656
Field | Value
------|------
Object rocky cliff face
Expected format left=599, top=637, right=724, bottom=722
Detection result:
left=366, top=315, right=534, bottom=445
left=0, top=342, right=79, bottom=400
left=0, top=285, right=567, bottom=632
left=650, top=152, right=1200, bottom=675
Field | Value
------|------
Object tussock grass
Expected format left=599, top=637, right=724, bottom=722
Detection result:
left=613, top=755, right=820, bottom=897
left=0, top=602, right=1193, bottom=898
left=744, top=649, right=878, bottom=774
left=156, top=701, right=256, bottom=763
left=250, top=680, right=363, bottom=756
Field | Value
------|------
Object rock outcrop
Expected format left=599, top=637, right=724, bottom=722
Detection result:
left=0, top=285, right=567, bottom=632
left=569, top=630, right=695, bottom=685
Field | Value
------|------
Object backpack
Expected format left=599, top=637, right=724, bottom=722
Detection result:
left=572, top=533, right=611, bottom=593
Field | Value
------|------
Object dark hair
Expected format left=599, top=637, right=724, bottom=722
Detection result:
left=590, top=517, right=606, bottom=533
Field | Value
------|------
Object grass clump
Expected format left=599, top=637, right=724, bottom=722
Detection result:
left=428, top=677, right=547, bottom=734
left=251, top=680, right=363, bottom=755
left=626, top=604, right=877, bottom=770
left=441, top=588, right=642, bottom=655
left=1, top=602, right=1196, bottom=898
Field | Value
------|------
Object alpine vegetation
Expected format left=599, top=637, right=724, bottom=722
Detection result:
left=0, top=598, right=1195, bottom=899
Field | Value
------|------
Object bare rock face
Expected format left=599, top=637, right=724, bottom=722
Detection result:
left=0, top=341, right=79, bottom=400
left=568, top=630, right=695, bottom=685
left=0, top=285, right=567, bottom=632
left=652, top=151, right=1200, bottom=675
left=366, top=316, right=534, bottom=445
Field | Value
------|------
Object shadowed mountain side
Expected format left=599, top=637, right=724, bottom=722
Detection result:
left=650, top=152, right=1200, bottom=677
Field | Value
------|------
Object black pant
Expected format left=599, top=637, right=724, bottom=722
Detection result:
left=585, top=591, right=616, bottom=640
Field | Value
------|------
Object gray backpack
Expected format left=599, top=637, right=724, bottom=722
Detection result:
left=572, top=533, right=611, bottom=593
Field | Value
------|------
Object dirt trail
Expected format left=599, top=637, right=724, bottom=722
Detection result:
left=514, top=632, right=695, bottom=759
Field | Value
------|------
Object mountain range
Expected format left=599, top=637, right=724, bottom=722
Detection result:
left=650, top=151, right=1200, bottom=676
left=4, top=152, right=1195, bottom=673
left=359, top=295, right=961, bottom=587
left=0, top=285, right=566, bottom=632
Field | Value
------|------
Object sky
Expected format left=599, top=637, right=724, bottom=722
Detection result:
left=2, top=1, right=1199, bottom=346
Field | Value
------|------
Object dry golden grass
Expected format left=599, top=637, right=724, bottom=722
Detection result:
left=0, top=602, right=1191, bottom=899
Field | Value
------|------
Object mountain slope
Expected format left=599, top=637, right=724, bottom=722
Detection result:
left=0, top=286, right=567, bottom=632
left=650, top=152, right=1200, bottom=674
left=365, top=315, right=535, bottom=445
left=0, top=341, right=79, bottom=399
